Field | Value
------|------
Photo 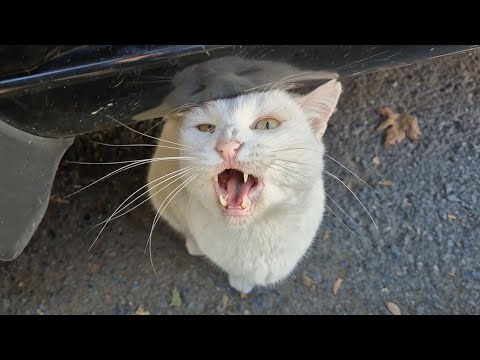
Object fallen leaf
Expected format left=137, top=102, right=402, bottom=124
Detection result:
left=386, top=302, right=402, bottom=315
left=135, top=306, right=151, bottom=315
left=18, top=281, right=25, bottom=288
left=381, top=287, right=390, bottom=294
left=49, top=195, right=70, bottom=204
left=332, top=278, right=344, bottom=296
left=376, top=107, right=421, bottom=148
left=240, top=293, right=248, bottom=299
left=372, top=155, right=381, bottom=167
left=104, top=293, right=112, bottom=302
left=169, top=287, right=182, bottom=308
left=447, top=214, right=458, bottom=220
left=323, top=230, right=331, bottom=241
left=403, top=198, right=413, bottom=207
left=90, top=263, right=101, bottom=273
left=222, top=295, right=229, bottom=309
left=36, top=309, right=45, bottom=315
left=346, top=181, right=354, bottom=190
left=378, top=179, right=395, bottom=186
left=302, top=271, right=316, bottom=289
left=448, top=272, right=456, bottom=277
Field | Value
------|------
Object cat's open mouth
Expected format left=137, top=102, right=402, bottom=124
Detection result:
left=214, top=169, right=262, bottom=216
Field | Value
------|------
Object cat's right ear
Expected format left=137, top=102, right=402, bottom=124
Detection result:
left=297, top=80, right=342, bottom=140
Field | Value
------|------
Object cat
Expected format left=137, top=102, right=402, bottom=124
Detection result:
left=145, top=79, right=342, bottom=293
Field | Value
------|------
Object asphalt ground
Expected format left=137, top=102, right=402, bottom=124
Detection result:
left=1, top=49, right=479, bottom=314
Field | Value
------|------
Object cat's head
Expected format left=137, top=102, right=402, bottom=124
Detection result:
left=177, top=80, right=342, bottom=225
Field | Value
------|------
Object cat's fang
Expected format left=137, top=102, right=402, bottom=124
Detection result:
left=241, top=197, right=247, bottom=209
left=219, top=194, right=228, bottom=208
left=243, top=172, right=248, bottom=183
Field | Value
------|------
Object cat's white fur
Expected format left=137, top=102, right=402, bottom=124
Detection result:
left=147, top=80, right=342, bottom=293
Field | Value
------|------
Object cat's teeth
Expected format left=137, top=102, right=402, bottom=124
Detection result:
left=243, top=172, right=248, bottom=183
left=241, top=197, right=247, bottom=209
left=219, top=194, right=228, bottom=208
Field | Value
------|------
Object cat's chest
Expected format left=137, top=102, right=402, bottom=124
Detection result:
left=188, top=203, right=321, bottom=248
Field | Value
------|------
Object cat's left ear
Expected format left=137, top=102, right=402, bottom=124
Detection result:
left=298, top=80, right=342, bottom=140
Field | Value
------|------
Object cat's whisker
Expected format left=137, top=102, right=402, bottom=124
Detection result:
left=66, top=157, right=195, bottom=198
left=271, top=161, right=313, bottom=182
left=126, top=80, right=172, bottom=85
left=324, top=191, right=363, bottom=230
left=67, top=156, right=195, bottom=166
left=324, top=154, right=377, bottom=193
left=267, top=147, right=320, bottom=153
left=89, top=141, right=192, bottom=152
left=323, top=170, right=379, bottom=233
left=106, top=115, right=195, bottom=150
left=66, top=159, right=153, bottom=198
left=88, top=167, right=195, bottom=233
left=270, top=157, right=318, bottom=169
left=90, top=141, right=157, bottom=147
left=268, top=164, right=310, bottom=187
left=88, top=169, right=195, bottom=250
left=266, top=72, right=333, bottom=93
left=107, top=167, right=196, bottom=222
left=147, top=174, right=198, bottom=274
left=337, top=51, right=390, bottom=71
left=146, top=173, right=197, bottom=254
left=132, top=103, right=199, bottom=139
left=138, top=75, right=173, bottom=79
left=244, top=71, right=330, bottom=94
left=65, top=156, right=197, bottom=165
left=324, top=203, right=357, bottom=236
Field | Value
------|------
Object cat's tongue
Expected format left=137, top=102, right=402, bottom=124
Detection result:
left=226, top=170, right=255, bottom=206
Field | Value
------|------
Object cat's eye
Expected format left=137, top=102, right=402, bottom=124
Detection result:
left=254, top=118, right=279, bottom=130
left=197, top=124, right=216, bottom=133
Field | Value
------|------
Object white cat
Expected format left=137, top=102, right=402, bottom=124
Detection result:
left=147, top=79, right=342, bottom=293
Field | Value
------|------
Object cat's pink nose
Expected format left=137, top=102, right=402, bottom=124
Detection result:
left=216, top=140, right=242, bottom=167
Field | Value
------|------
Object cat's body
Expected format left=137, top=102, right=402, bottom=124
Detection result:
left=147, top=80, right=342, bottom=293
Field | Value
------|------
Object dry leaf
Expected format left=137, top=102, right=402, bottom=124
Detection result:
left=302, top=271, right=316, bottom=289
left=240, top=293, right=248, bottom=299
left=372, top=155, right=381, bottom=167
left=332, top=278, right=344, bottom=296
left=448, top=272, right=456, bottom=277
left=134, top=306, right=151, bottom=315
left=376, top=106, right=421, bottom=148
left=323, top=230, right=331, bottom=241
left=90, top=263, right=101, bottom=273
left=378, top=179, right=395, bottom=186
left=346, top=181, right=354, bottom=190
left=18, top=281, right=25, bottom=288
left=381, top=287, right=390, bottom=294
left=447, top=214, right=458, bottom=220
left=386, top=302, right=402, bottom=315
left=169, top=287, right=182, bottom=308
left=49, top=195, right=70, bottom=204
left=222, top=295, right=229, bottom=309
left=104, top=292, right=112, bottom=302
left=36, top=309, right=45, bottom=315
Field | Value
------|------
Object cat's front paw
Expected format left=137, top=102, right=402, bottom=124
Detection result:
left=186, top=237, right=204, bottom=256
left=229, top=275, right=254, bottom=294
